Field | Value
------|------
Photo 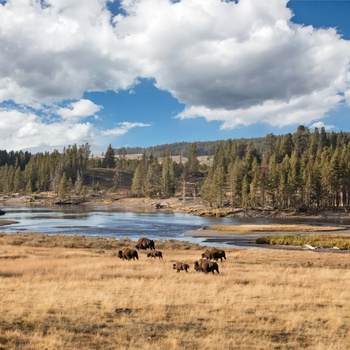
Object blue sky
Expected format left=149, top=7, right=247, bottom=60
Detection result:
left=0, top=0, right=350, bottom=153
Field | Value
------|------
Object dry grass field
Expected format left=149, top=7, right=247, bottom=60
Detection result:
left=1, top=233, right=350, bottom=349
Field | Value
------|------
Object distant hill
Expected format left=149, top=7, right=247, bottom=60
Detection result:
left=115, top=137, right=267, bottom=157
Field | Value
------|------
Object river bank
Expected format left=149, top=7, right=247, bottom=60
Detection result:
left=2, top=193, right=350, bottom=251
left=2, top=193, right=350, bottom=219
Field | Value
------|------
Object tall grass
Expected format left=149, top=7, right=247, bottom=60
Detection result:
left=210, top=224, right=345, bottom=232
left=1, top=233, right=350, bottom=349
left=256, top=234, right=350, bottom=249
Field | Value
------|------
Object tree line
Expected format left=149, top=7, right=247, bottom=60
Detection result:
left=200, top=125, right=350, bottom=210
left=1, top=126, right=350, bottom=210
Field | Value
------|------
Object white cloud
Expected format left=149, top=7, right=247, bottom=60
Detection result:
left=0, top=106, right=149, bottom=151
left=0, top=108, right=96, bottom=150
left=0, top=0, right=139, bottom=105
left=309, top=121, right=334, bottom=131
left=103, top=122, right=151, bottom=136
left=57, top=99, right=102, bottom=119
left=0, top=0, right=349, bottom=150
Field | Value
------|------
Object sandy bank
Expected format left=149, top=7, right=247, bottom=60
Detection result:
left=0, top=220, right=19, bottom=227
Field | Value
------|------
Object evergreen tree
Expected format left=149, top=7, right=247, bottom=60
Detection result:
left=161, top=155, right=175, bottom=197
left=187, top=143, right=200, bottom=173
left=75, top=171, right=83, bottom=195
left=58, top=173, right=69, bottom=199
left=131, top=164, right=144, bottom=197
left=104, top=144, right=116, bottom=168
left=249, top=158, right=260, bottom=208
left=145, top=158, right=161, bottom=198
left=13, top=166, right=23, bottom=193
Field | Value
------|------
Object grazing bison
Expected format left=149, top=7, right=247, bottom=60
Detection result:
left=147, top=250, right=163, bottom=259
left=202, top=248, right=226, bottom=262
left=193, top=259, right=208, bottom=272
left=197, top=260, right=219, bottom=274
left=201, top=249, right=212, bottom=260
left=117, top=248, right=139, bottom=261
left=173, top=262, right=189, bottom=273
left=135, top=237, right=155, bottom=250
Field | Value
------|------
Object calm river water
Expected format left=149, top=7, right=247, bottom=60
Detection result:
left=1, top=204, right=350, bottom=247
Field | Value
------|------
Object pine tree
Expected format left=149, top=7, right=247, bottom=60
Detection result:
left=58, top=173, right=69, bottom=199
left=161, top=155, right=175, bottom=197
left=131, top=164, right=144, bottom=197
left=103, top=144, right=116, bottom=168
left=75, top=171, right=83, bottom=195
left=13, top=166, right=23, bottom=193
left=145, top=158, right=161, bottom=198
left=187, top=143, right=199, bottom=173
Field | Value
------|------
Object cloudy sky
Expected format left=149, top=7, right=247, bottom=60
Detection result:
left=1, top=0, right=350, bottom=153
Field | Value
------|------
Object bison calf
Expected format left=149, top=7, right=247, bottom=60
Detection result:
left=173, top=262, right=189, bottom=273
left=147, top=250, right=163, bottom=259
left=117, top=248, right=139, bottom=261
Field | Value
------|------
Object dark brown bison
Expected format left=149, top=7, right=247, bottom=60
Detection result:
left=135, top=237, right=155, bottom=250
left=117, top=248, right=139, bottom=260
left=173, top=262, right=189, bottom=273
left=196, top=260, right=219, bottom=274
left=202, top=248, right=226, bottom=262
left=147, top=250, right=163, bottom=259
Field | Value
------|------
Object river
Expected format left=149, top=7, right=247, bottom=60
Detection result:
left=1, top=204, right=350, bottom=248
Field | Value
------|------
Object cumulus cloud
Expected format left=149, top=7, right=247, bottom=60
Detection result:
left=0, top=0, right=139, bottom=105
left=103, top=122, right=151, bottom=136
left=0, top=105, right=149, bottom=151
left=114, top=0, right=350, bottom=129
left=57, top=99, right=102, bottom=120
left=0, top=0, right=349, bottom=150
left=309, top=121, right=335, bottom=131
left=0, top=108, right=94, bottom=150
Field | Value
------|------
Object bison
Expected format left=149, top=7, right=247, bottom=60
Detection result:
left=147, top=250, right=163, bottom=259
left=117, top=248, right=139, bottom=261
left=195, top=260, right=219, bottom=274
left=135, top=237, right=155, bottom=250
left=202, top=248, right=226, bottom=262
left=193, top=258, right=208, bottom=272
left=173, top=262, right=189, bottom=273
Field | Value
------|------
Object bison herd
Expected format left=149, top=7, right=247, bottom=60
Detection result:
left=117, top=237, right=226, bottom=275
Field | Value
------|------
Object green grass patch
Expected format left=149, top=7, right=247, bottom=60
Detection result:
left=210, top=224, right=345, bottom=232
left=256, top=234, right=350, bottom=249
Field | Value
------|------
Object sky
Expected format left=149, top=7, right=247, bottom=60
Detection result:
left=0, top=0, right=350, bottom=154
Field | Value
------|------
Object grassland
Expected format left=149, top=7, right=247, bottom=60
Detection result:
left=1, top=232, right=350, bottom=349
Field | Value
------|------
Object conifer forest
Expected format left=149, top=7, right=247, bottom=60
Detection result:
left=1, top=125, right=350, bottom=210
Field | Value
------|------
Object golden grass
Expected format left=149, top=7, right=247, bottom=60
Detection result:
left=1, top=233, right=350, bottom=349
left=210, top=224, right=346, bottom=232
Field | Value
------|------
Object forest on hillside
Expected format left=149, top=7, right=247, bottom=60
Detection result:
left=1, top=125, right=350, bottom=211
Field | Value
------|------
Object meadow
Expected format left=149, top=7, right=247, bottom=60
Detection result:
left=1, top=233, right=350, bottom=349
